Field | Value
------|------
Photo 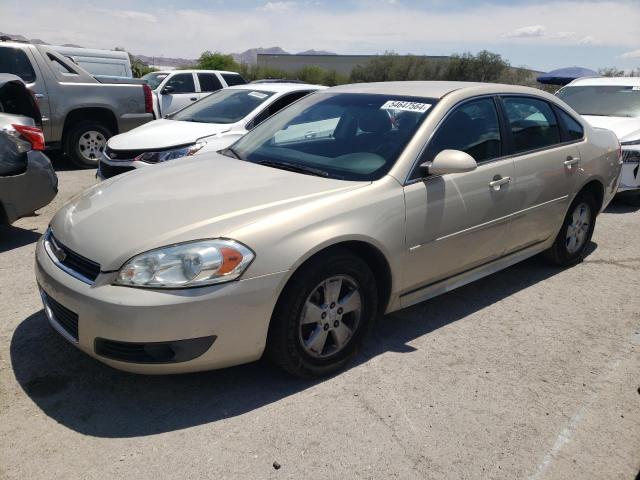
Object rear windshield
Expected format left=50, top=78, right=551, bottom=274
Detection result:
left=171, top=89, right=274, bottom=124
left=228, top=92, right=435, bottom=181
left=557, top=85, right=640, bottom=118
left=0, top=47, right=36, bottom=83
left=142, top=72, right=169, bottom=90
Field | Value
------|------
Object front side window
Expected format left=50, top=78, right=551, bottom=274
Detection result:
left=502, top=97, right=561, bottom=153
left=197, top=73, right=223, bottom=92
left=222, top=73, right=247, bottom=86
left=421, top=98, right=501, bottom=169
left=248, top=90, right=312, bottom=129
left=229, top=93, right=435, bottom=181
left=0, top=47, right=36, bottom=83
left=172, top=89, right=274, bottom=124
left=165, top=73, right=195, bottom=93
left=557, top=85, right=640, bottom=118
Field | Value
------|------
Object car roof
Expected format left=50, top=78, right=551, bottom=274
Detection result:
left=567, top=77, right=640, bottom=87
left=152, top=70, right=243, bottom=75
left=328, top=81, right=557, bottom=99
left=227, top=83, right=327, bottom=93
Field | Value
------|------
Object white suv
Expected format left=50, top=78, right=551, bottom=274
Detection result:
left=557, top=77, right=640, bottom=201
left=142, top=70, right=247, bottom=117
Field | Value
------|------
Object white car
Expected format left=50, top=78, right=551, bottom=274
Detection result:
left=557, top=77, right=640, bottom=201
left=98, top=83, right=326, bottom=180
left=141, top=70, right=248, bottom=118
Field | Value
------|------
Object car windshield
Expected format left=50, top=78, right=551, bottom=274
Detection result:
left=172, top=89, right=275, bottom=124
left=142, top=72, right=169, bottom=90
left=228, top=92, right=435, bottom=181
left=557, top=85, right=640, bottom=118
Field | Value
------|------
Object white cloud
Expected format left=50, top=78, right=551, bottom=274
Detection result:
left=578, top=35, right=598, bottom=45
left=506, top=25, right=546, bottom=38
left=620, top=49, right=640, bottom=59
left=258, top=1, right=298, bottom=11
left=107, top=9, right=157, bottom=23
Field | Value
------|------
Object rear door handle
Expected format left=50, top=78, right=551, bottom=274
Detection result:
left=564, top=156, right=580, bottom=169
left=190, top=97, right=197, bottom=101
left=489, top=176, right=511, bottom=191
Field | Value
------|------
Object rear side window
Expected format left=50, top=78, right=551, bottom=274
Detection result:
left=0, top=47, right=36, bottom=83
left=557, top=109, right=584, bottom=141
left=47, top=54, right=78, bottom=75
left=197, top=73, right=223, bottom=92
left=502, top=97, right=561, bottom=153
left=221, top=73, right=247, bottom=86
left=423, top=98, right=502, bottom=165
left=165, top=73, right=195, bottom=93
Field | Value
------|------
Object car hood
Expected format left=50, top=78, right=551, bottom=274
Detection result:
left=50, top=153, right=367, bottom=271
left=107, top=119, right=233, bottom=151
left=582, top=115, right=640, bottom=143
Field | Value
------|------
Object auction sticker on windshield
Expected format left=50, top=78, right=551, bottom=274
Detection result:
left=380, top=100, right=431, bottom=113
left=248, top=91, right=269, bottom=99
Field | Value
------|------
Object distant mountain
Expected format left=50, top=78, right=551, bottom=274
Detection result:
left=296, top=49, right=337, bottom=56
left=0, top=32, right=337, bottom=67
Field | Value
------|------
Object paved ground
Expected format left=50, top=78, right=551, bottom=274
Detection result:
left=1, top=164, right=638, bottom=480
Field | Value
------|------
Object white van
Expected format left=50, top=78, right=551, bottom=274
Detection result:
left=50, top=46, right=132, bottom=78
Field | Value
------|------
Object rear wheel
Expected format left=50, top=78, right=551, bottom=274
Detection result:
left=64, top=121, right=112, bottom=168
left=545, top=190, right=597, bottom=267
left=267, top=250, right=378, bottom=378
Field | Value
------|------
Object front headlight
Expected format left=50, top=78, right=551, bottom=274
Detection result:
left=115, top=239, right=254, bottom=288
left=134, top=141, right=206, bottom=164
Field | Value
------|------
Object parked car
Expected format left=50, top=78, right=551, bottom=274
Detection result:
left=98, top=83, right=326, bottom=179
left=0, top=39, right=154, bottom=167
left=141, top=70, right=247, bottom=118
left=557, top=77, right=640, bottom=202
left=50, top=45, right=132, bottom=78
left=36, top=81, right=621, bottom=377
left=0, top=74, right=57, bottom=225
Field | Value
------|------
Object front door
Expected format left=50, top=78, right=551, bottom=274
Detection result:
left=159, top=73, right=199, bottom=115
left=402, top=97, right=514, bottom=299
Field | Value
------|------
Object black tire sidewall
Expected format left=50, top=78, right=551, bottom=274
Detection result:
left=552, top=191, right=597, bottom=265
left=65, top=122, right=112, bottom=168
left=268, top=251, right=378, bottom=377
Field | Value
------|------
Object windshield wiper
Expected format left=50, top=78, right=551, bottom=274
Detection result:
left=258, top=160, right=330, bottom=178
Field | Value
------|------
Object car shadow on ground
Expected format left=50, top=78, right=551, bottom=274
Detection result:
left=0, top=225, right=42, bottom=253
left=10, top=246, right=596, bottom=439
left=604, top=197, right=640, bottom=214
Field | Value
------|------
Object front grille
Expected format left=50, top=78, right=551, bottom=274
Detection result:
left=104, top=146, right=145, bottom=161
left=98, top=161, right=136, bottom=179
left=43, top=291, right=79, bottom=341
left=622, top=150, right=640, bottom=163
left=47, top=232, right=101, bottom=282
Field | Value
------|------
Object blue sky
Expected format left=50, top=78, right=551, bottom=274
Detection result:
left=2, top=0, right=639, bottom=71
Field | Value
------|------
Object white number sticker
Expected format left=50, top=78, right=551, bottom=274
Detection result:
left=380, top=100, right=432, bottom=113
left=248, top=91, right=268, bottom=99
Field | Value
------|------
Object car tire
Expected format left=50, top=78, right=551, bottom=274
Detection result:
left=267, top=249, right=378, bottom=378
left=545, top=190, right=597, bottom=267
left=64, top=121, right=112, bottom=168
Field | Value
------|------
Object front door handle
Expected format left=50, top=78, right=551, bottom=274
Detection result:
left=564, top=156, right=580, bottom=169
left=489, top=176, right=511, bottom=191
left=190, top=97, right=198, bottom=101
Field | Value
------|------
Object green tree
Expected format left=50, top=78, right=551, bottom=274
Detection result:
left=599, top=67, right=625, bottom=77
left=196, top=51, right=241, bottom=71
left=114, top=46, right=156, bottom=78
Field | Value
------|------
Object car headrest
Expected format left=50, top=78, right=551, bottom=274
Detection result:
left=356, top=109, right=392, bottom=134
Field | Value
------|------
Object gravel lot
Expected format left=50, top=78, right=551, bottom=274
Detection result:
left=1, top=165, right=638, bottom=480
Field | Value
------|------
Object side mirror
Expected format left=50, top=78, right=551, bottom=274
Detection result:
left=161, top=85, right=174, bottom=95
left=419, top=149, right=477, bottom=177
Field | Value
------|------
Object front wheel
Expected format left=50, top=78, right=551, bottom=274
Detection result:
left=267, top=250, right=378, bottom=378
left=64, top=121, right=112, bottom=168
left=545, top=190, right=597, bottom=267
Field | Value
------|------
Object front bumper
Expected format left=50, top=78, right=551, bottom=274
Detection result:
left=619, top=150, right=640, bottom=192
left=97, top=156, right=149, bottom=181
left=0, top=151, right=58, bottom=224
left=35, top=237, right=287, bottom=374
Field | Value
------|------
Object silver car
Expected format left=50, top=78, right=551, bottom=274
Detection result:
left=35, top=81, right=621, bottom=377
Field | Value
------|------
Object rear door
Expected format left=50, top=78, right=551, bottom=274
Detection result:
left=402, top=97, right=515, bottom=300
left=499, top=96, right=580, bottom=253
left=196, top=72, right=224, bottom=100
left=158, top=72, right=198, bottom=115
